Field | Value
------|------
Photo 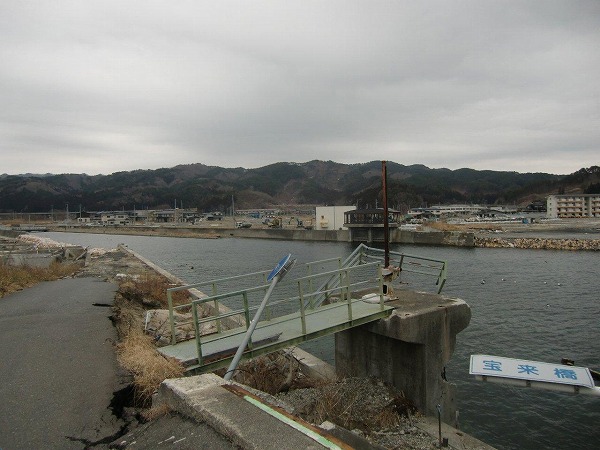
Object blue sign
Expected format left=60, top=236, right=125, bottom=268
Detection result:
left=470, top=354, right=594, bottom=388
left=267, top=254, right=292, bottom=282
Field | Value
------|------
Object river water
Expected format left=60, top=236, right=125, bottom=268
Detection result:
left=45, top=231, right=600, bottom=450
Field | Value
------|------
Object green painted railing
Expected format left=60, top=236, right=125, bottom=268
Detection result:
left=163, top=244, right=447, bottom=370
left=307, top=243, right=447, bottom=308
left=186, top=260, right=383, bottom=368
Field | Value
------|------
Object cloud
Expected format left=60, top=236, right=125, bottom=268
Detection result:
left=0, top=1, right=598, bottom=175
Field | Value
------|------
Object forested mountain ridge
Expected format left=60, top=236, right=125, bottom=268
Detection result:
left=0, top=161, right=598, bottom=213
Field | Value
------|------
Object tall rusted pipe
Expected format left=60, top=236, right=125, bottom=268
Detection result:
left=382, top=160, right=390, bottom=267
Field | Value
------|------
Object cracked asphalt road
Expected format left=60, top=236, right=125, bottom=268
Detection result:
left=0, top=277, right=125, bottom=450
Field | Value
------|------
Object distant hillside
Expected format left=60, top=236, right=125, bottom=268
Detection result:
left=0, top=161, right=598, bottom=213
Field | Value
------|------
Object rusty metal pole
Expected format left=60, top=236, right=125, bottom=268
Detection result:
left=382, top=160, right=390, bottom=267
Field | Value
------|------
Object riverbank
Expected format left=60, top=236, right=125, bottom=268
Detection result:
left=40, top=219, right=600, bottom=251
left=0, top=233, right=494, bottom=449
left=474, top=236, right=600, bottom=250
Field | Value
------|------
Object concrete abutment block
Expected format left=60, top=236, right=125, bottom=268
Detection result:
left=335, top=291, right=471, bottom=425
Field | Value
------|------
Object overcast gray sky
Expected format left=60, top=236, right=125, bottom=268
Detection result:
left=1, top=1, right=598, bottom=176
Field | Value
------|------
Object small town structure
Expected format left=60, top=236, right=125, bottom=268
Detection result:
left=100, top=212, right=130, bottom=226
left=315, top=206, right=356, bottom=230
left=344, top=208, right=402, bottom=243
left=546, top=194, right=600, bottom=218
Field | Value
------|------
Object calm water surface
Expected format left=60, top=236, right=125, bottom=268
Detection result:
left=46, top=232, right=600, bottom=450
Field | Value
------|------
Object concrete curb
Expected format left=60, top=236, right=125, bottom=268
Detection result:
left=155, top=374, right=347, bottom=450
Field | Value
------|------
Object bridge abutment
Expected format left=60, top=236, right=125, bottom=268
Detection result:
left=335, top=291, right=471, bottom=424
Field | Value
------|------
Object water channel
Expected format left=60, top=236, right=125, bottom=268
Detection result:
left=46, top=231, right=600, bottom=450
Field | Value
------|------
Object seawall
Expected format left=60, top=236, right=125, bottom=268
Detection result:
left=46, top=224, right=477, bottom=247
left=45, top=224, right=600, bottom=250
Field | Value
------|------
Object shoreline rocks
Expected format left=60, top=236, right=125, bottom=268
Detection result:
left=474, top=236, right=600, bottom=251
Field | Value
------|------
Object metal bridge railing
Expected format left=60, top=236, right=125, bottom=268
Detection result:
left=162, top=244, right=447, bottom=369
left=181, top=260, right=385, bottom=369
left=166, top=268, right=272, bottom=345
left=357, top=245, right=448, bottom=294
left=307, top=243, right=447, bottom=308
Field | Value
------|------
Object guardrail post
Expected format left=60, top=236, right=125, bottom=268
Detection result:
left=378, top=264, right=385, bottom=310
left=437, top=261, right=447, bottom=294
left=345, top=269, right=353, bottom=321
left=339, top=268, right=345, bottom=302
left=167, top=290, right=177, bottom=345
left=297, top=280, right=304, bottom=306
left=307, top=263, right=314, bottom=295
left=298, top=283, right=307, bottom=335
left=192, top=302, right=203, bottom=366
left=242, top=292, right=253, bottom=350
left=213, top=299, right=222, bottom=333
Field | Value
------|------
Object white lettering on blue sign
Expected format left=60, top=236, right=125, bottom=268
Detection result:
left=469, top=355, right=594, bottom=388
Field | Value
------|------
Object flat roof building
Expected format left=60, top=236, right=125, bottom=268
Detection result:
left=546, top=194, right=600, bottom=218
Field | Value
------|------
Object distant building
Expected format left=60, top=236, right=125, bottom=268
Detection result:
left=546, top=194, right=600, bottom=218
left=409, top=204, right=484, bottom=219
left=315, top=206, right=356, bottom=230
left=344, top=208, right=402, bottom=243
left=100, top=212, right=130, bottom=226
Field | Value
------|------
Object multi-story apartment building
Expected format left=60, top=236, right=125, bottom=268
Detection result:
left=546, top=194, right=600, bottom=218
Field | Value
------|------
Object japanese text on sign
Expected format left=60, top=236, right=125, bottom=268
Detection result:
left=470, top=354, right=594, bottom=388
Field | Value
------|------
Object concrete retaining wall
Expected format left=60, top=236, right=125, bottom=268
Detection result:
left=50, top=224, right=476, bottom=247
left=3, top=253, right=60, bottom=268
left=225, top=228, right=351, bottom=242
left=0, top=229, right=23, bottom=238
left=393, top=230, right=475, bottom=247
left=335, top=291, right=471, bottom=425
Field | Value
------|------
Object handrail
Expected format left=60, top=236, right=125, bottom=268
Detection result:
left=163, top=244, right=447, bottom=355
left=307, top=243, right=447, bottom=308
left=183, top=260, right=386, bottom=368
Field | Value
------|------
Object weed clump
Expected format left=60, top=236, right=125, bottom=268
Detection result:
left=116, top=329, right=184, bottom=406
left=277, top=377, right=418, bottom=435
left=112, top=273, right=187, bottom=406
left=218, top=351, right=319, bottom=395
left=0, top=261, right=80, bottom=298
left=117, top=273, right=189, bottom=309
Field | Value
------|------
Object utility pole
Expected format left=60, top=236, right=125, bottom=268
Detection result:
left=382, top=161, right=390, bottom=267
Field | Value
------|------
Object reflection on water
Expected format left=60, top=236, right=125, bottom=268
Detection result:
left=45, top=232, right=600, bottom=450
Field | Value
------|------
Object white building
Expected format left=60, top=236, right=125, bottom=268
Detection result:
left=409, top=204, right=484, bottom=218
left=315, top=206, right=356, bottom=230
left=100, top=212, right=130, bottom=226
left=546, top=194, right=600, bottom=218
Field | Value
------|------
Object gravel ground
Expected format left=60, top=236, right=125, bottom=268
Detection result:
left=276, top=377, right=441, bottom=450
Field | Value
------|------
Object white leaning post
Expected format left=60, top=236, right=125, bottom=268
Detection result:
left=224, top=254, right=296, bottom=381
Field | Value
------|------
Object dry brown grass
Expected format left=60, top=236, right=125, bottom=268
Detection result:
left=118, top=273, right=190, bottom=308
left=116, top=328, right=184, bottom=406
left=112, top=273, right=188, bottom=407
left=312, top=382, right=362, bottom=429
left=139, top=403, right=172, bottom=422
left=217, top=351, right=320, bottom=395
left=424, top=221, right=465, bottom=231
left=0, top=261, right=80, bottom=298
left=297, top=380, right=418, bottom=434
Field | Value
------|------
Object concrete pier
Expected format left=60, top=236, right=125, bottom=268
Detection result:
left=335, top=290, right=471, bottom=424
